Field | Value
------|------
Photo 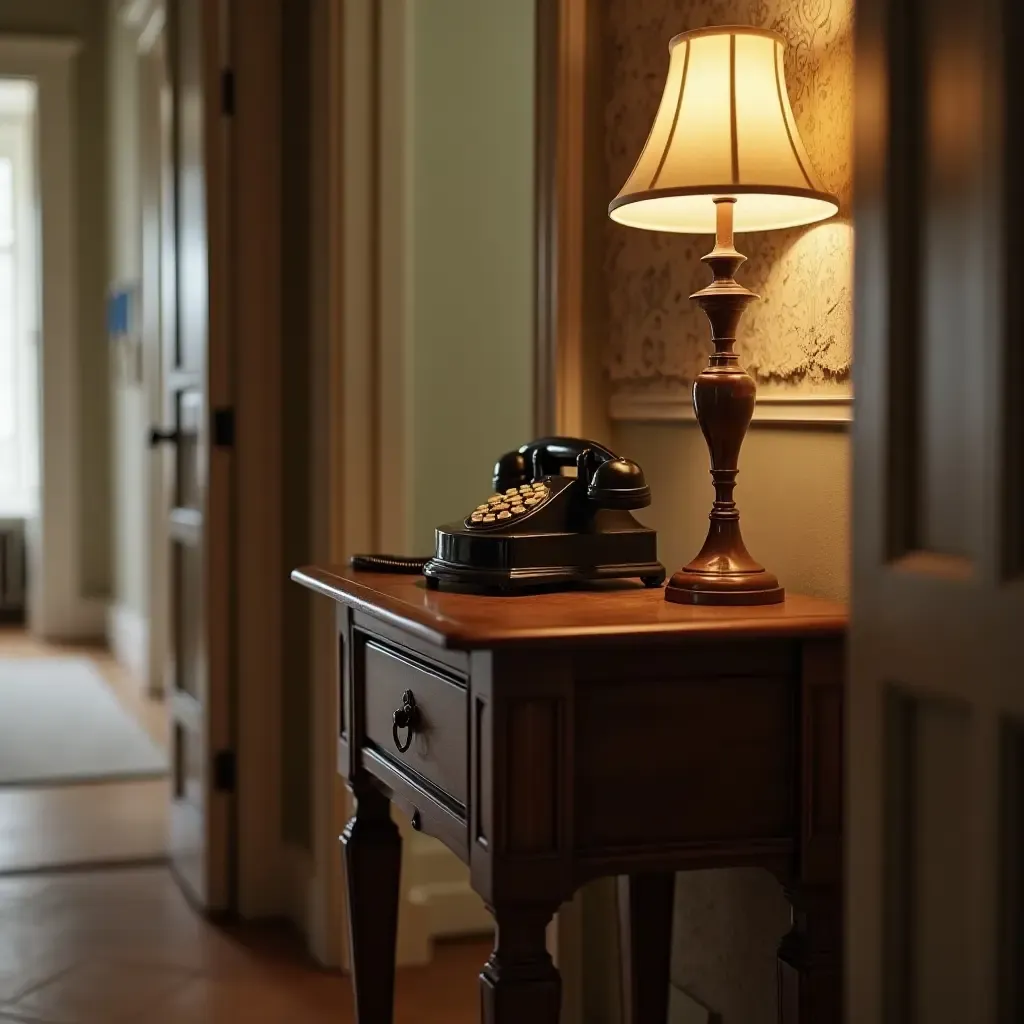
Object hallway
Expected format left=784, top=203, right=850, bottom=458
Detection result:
left=0, top=867, right=487, bottom=1022
left=0, top=632, right=167, bottom=875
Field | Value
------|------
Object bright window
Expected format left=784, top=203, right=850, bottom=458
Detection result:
left=0, top=80, right=38, bottom=516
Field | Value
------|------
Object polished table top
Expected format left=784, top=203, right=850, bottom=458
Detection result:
left=291, top=566, right=846, bottom=649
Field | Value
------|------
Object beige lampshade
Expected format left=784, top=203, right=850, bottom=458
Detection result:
left=609, top=26, right=839, bottom=234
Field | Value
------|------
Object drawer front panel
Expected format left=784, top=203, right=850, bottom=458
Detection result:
left=362, top=638, right=468, bottom=809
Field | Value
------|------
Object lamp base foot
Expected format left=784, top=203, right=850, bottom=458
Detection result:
left=665, top=567, right=785, bottom=606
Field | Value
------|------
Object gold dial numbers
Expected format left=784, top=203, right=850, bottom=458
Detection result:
left=466, top=480, right=550, bottom=527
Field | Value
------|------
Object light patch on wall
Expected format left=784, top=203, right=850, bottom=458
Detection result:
left=0, top=79, right=35, bottom=116
left=603, top=0, right=853, bottom=397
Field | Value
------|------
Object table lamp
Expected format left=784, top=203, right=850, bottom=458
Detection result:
left=609, top=25, right=838, bottom=606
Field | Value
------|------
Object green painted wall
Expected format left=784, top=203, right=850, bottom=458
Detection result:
left=408, top=0, right=536, bottom=552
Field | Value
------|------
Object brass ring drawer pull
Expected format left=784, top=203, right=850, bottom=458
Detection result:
left=392, top=690, right=420, bottom=753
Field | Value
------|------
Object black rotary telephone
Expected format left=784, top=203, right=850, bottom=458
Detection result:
left=353, top=438, right=664, bottom=594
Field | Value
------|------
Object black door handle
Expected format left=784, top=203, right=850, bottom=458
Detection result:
left=149, top=427, right=180, bottom=447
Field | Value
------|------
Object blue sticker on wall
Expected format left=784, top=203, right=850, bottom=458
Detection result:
left=107, top=287, right=132, bottom=338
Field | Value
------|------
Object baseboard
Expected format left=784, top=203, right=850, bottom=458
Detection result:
left=284, top=835, right=492, bottom=970
left=407, top=879, right=493, bottom=937
left=404, top=832, right=491, bottom=936
left=394, top=833, right=492, bottom=967
left=30, top=596, right=108, bottom=642
left=106, top=603, right=149, bottom=686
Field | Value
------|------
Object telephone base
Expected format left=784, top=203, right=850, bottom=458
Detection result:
left=422, top=558, right=666, bottom=595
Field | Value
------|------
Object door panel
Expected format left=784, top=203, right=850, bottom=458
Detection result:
left=163, top=0, right=233, bottom=912
left=850, top=0, right=1024, bottom=1019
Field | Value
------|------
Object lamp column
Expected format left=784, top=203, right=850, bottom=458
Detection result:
left=665, top=197, right=784, bottom=606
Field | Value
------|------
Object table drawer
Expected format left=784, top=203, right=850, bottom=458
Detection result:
left=362, top=638, right=468, bottom=808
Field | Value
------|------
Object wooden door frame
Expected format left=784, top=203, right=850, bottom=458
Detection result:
left=121, top=0, right=169, bottom=702
left=534, top=0, right=609, bottom=446
left=303, top=0, right=418, bottom=968
left=534, top=0, right=581, bottom=439
left=299, top=0, right=359, bottom=969
left=268, top=0, right=380, bottom=966
left=228, top=0, right=287, bottom=919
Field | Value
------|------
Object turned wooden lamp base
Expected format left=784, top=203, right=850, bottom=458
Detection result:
left=666, top=513, right=784, bottom=605
left=666, top=196, right=785, bottom=607
left=666, top=567, right=784, bottom=606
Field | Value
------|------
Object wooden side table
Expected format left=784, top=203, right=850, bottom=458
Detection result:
left=293, top=567, right=846, bottom=1024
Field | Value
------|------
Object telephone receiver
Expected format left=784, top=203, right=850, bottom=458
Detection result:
left=422, top=436, right=665, bottom=593
left=492, top=437, right=652, bottom=511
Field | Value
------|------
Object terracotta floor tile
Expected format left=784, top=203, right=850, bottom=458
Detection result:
left=0, top=868, right=490, bottom=1024
left=8, top=960, right=196, bottom=1024
left=0, top=783, right=168, bottom=875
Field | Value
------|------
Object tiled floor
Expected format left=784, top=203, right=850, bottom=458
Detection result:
left=0, top=632, right=168, bottom=875
left=0, top=866, right=488, bottom=1023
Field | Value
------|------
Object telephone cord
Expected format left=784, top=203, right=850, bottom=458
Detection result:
left=348, top=554, right=429, bottom=574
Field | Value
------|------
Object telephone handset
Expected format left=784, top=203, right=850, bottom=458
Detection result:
left=489, top=437, right=651, bottom=514
left=422, top=437, right=665, bottom=593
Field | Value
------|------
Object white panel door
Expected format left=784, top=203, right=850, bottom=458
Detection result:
left=161, top=0, right=234, bottom=913
left=849, top=0, right=1024, bottom=1019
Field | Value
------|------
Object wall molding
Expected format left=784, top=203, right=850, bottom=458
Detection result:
left=406, top=880, right=494, bottom=944
left=609, top=390, right=853, bottom=427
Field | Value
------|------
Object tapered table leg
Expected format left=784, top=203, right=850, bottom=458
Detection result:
left=342, top=784, right=402, bottom=1024
left=618, top=873, right=675, bottom=1024
left=480, top=903, right=561, bottom=1024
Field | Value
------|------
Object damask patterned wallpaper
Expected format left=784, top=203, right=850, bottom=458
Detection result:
left=603, top=0, right=853, bottom=396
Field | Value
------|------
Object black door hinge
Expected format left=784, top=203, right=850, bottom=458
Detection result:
left=213, top=750, right=236, bottom=793
left=221, top=68, right=235, bottom=116
left=212, top=407, right=234, bottom=448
